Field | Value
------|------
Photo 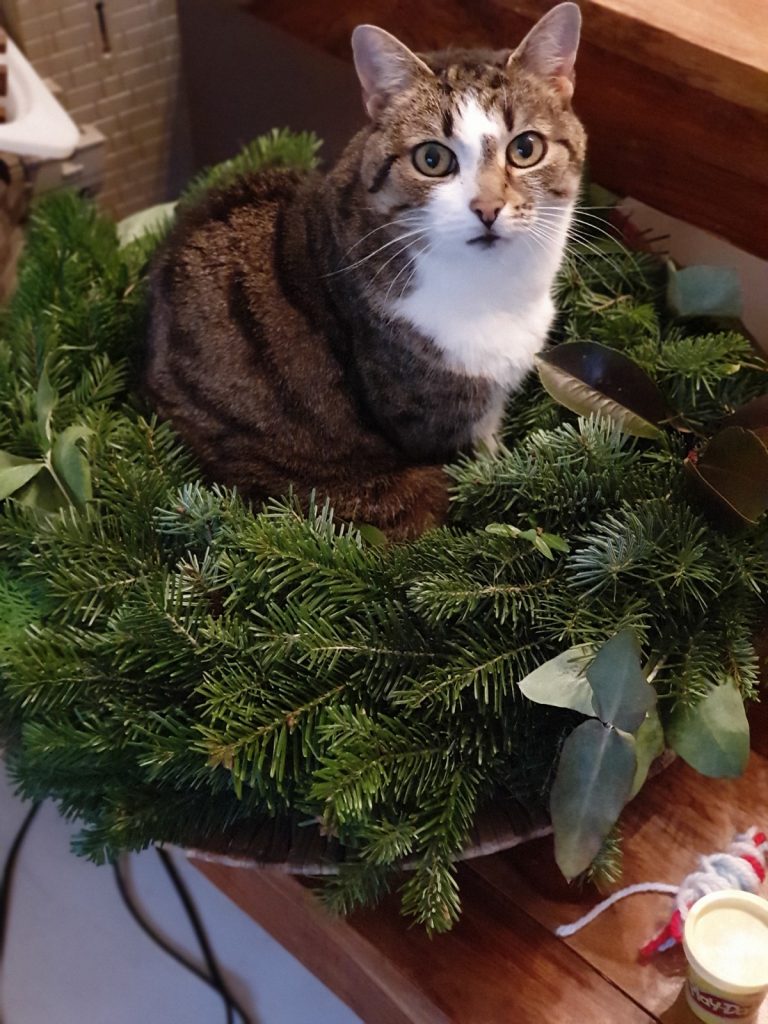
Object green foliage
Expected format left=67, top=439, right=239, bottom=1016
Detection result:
left=181, top=128, right=322, bottom=206
left=0, top=132, right=766, bottom=932
left=666, top=681, right=750, bottom=777
left=521, top=628, right=659, bottom=877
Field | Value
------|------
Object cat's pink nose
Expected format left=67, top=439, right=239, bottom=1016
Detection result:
left=470, top=200, right=502, bottom=229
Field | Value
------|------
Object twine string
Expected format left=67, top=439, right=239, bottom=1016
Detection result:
left=554, top=827, right=767, bottom=957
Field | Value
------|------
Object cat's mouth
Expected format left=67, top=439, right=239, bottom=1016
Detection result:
left=467, top=233, right=502, bottom=248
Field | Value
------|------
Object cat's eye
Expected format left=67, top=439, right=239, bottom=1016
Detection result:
left=411, top=142, right=458, bottom=178
left=506, top=132, right=546, bottom=169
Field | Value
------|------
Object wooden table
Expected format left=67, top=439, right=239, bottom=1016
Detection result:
left=192, top=703, right=768, bottom=1023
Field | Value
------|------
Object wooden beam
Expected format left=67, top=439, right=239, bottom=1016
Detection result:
left=244, top=0, right=768, bottom=257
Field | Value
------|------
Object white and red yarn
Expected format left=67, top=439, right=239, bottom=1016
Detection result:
left=555, top=827, right=768, bottom=958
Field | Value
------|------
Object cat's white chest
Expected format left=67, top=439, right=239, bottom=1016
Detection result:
left=391, top=239, right=557, bottom=389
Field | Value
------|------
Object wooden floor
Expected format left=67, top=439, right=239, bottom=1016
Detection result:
left=193, top=702, right=768, bottom=1023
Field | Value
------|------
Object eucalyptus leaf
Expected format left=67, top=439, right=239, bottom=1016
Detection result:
left=485, top=523, right=570, bottom=560
left=51, top=425, right=93, bottom=507
left=355, top=522, right=388, bottom=548
left=550, top=719, right=636, bottom=879
left=667, top=264, right=742, bottom=320
left=685, top=426, right=768, bottom=525
left=629, top=710, right=665, bottom=799
left=0, top=460, right=44, bottom=499
left=36, top=366, right=57, bottom=447
left=587, top=628, right=656, bottom=732
left=535, top=342, right=670, bottom=439
left=542, top=533, right=570, bottom=554
left=667, top=682, right=749, bottom=778
left=518, top=644, right=596, bottom=717
left=0, top=449, right=41, bottom=470
left=15, top=469, right=69, bottom=513
left=117, top=201, right=177, bottom=246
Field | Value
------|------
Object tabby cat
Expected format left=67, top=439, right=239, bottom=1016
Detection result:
left=145, top=3, right=586, bottom=538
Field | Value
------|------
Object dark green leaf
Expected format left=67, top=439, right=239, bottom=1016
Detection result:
left=535, top=342, right=671, bottom=439
left=667, top=264, right=742, bottom=320
left=723, top=396, right=768, bottom=447
left=629, top=710, right=665, bottom=799
left=550, top=720, right=636, bottom=879
left=0, top=460, right=44, bottom=499
left=685, top=426, right=768, bottom=525
left=518, top=645, right=596, bottom=717
left=51, top=425, right=93, bottom=507
left=667, top=682, right=749, bottom=778
left=587, top=628, right=656, bottom=732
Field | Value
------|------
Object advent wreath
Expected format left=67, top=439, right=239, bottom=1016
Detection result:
left=0, top=131, right=766, bottom=933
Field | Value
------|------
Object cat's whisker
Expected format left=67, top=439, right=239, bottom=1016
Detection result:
left=397, top=253, right=427, bottom=303
left=370, top=232, right=429, bottom=285
left=384, top=242, right=427, bottom=306
left=323, top=227, right=429, bottom=278
left=564, top=227, right=641, bottom=284
left=536, top=208, right=648, bottom=272
left=521, top=224, right=559, bottom=264
left=342, top=214, right=424, bottom=258
left=527, top=220, right=618, bottom=290
left=534, top=216, right=639, bottom=287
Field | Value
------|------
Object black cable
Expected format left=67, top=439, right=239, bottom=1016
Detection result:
left=0, top=801, right=41, bottom=1024
left=0, top=803, right=252, bottom=1024
left=114, top=851, right=253, bottom=1024
left=156, top=848, right=240, bottom=1019
left=0, top=802, right=40, bottom=967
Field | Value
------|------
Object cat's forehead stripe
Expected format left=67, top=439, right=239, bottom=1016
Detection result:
left=454, top=97, right=504, bottom=150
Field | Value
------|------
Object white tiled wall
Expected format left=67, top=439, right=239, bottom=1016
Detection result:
left=4, top=0, right=184, bottom=218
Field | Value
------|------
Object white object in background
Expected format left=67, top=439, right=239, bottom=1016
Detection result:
left=0, top=37, right=79, bottom=159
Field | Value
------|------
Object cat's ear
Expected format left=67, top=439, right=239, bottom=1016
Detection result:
left=351, top=25, right=433, bottom=119
left=508, top=2, right=581, bottom=99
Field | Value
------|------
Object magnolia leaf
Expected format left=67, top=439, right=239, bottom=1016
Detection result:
left=0, top=460, right=44, bottom=499
left=629, top=710, right=665, bottom=799
left=667, top=263, right=742, bottom=320
left=685, top=427, right=768, bottom=525
left=667, top=682, right=749, bottom=778
left=535, top=342, right=670, bottom=439
left=15, top=469, right=69, bottom=514
left=51, top=425, right=94, bottom=507
left=36, top=366, right=57, bottom=447
left=723, top=395, right=768, bottom=447
left=518, top=644, right=596, bottom=717
left=587, top=628, right=656, bottom=732
left=550, top=719, right=636, bottom=879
